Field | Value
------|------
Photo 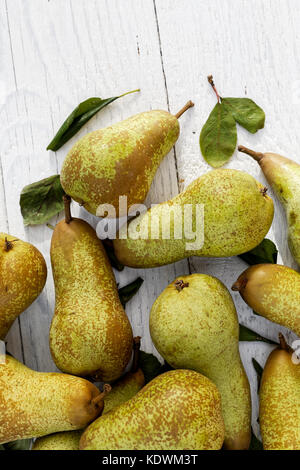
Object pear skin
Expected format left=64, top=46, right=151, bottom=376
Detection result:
left=239, top=145, right=300, bottom=267
left=149, top=274, right=251, bottom=450
left=49, top=197, right=133, bottom=381
left=232, top=264, right=300, bottom=336
left=260, top=335, right=300, bottom=450
left=0, top=233, right=47, bottom=339
left=80, top=369, right=225, bottom=450
left=32, top=431, right=81, bottom=450
left=0, top=355, right=106, bottom=444
left=113, top=169, right=274, bottom=268
left=60, top=102, right=193, bottom=218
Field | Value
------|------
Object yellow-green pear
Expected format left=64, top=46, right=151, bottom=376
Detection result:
left=60, top=102, right=194, bottom=218
left=33, top=338, right=145, bottom=450
left=149, top=274, right=251, bottom=450
left=0, top=233, right=47, bottom=339
left=80, top=369, right=225, bottom=450
left=232, top=264, right=300, bottom=336
left=239, top=145, right=300, bottom=267
left=32, top=431, right=81, bottom=451
left=260, top=334, right=300, bottom=450
left=0, top=354, right=108, bottom=444
left=113, top=169, right=274, bottom=268
left=50, top=196, right=133, bottom=381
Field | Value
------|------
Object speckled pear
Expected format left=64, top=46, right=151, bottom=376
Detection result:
left=239, top=145, right=300, bottom=267
left=33, top=338, right=145, bottom=450
left=60, top=102, right=194, bottom=217
left=0, top=355, right=106, bottom=444
left=232, top=264, right=300, bottom=336
left=49, top=197, right=133, bottom=381
left=113, top=169, right=274, bottom=268
left=260, top=334, right=300, bottom=450
left=80, top=369, right=225, bottom=450
left=0, top=233, right=47, bottom=339
left=149, top=274, right=251, bottom=450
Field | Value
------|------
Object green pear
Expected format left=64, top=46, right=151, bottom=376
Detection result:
left=0, top=233, right=47, bottom=339
left=32, top=431, right=81, bottom=451
left=50, top=196, right=133, bottom=381
left=80, top=369, right=225, bottom=450
left=0, top=354, right=108, bottom=444
left=232, top=264, right=300, bottom=336
left=260, top=334, right=300, bottom=450
left=239, top=145, right=300, bottom=267
left=149, top=274, right=251, bottom=450
left=113, top=169, right=274, bottom=268
left=60, top=102, right=194, bottom=218
left=32, top=338, right=145, bottom=450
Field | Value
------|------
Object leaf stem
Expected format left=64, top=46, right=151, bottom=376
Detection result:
left=238, top=145, right=264, bottom=162
left=175, top=100, right=194, bottom=119
left=207, top=75, right=221, bottom=103
left=118, top=89, right=140, bottom=98
left=63, top=195, right=72, bottom=224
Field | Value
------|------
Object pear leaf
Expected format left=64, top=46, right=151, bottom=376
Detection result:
left=20, top=175, right=65, bottom=226
left=249, top=429, right=263, bottom=450
left=239, top=324, right=277, bottom=345
left=238, top=238, right=278, bottom=265
left=2, top=439, right=32, bottom=450
left=118, top=277, right=144, bottom=307
left=252, top=358, right=263, bottom=393
left=200, top=102, right=237, bottom=168
left=221, top=97, right=265, bottom=134
left=47, top=89, right=140, bottom=151
left=138, top=351, right=164, bottom=384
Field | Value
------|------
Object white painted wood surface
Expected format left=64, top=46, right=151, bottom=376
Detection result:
left=1, top=0, right=300, bottom=438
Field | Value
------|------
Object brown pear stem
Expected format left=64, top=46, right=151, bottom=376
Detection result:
left=278, top=333, right=290, bottom=351
left=91, top=384, right=112, bottom=407
left=4, top=237, right=14, bottom=252
left=238, top=145, right=265, bottom=162
left=175, top=100, right=194, bottom=119
left=63, top=195, right=72, bottom=224
left=207, top=75, right=221, bottom=103
left=131, top=336, right=141, bottom=373
left=174, top=279, right=189, bottom=291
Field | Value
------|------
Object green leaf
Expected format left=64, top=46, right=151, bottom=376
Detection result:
left=103, top=240, right=124, bottom=272
left=118, top=277, right=144, bottom=307
left=47, top=89, right=140, bottom=151
left=2, top=439, right=32, bottom=451
left=200, top=102, right=237, bottom=168
left=138, top=351, right=165, bottom=384
left=221, top=97, right=265, bottom=134
left=20, top=175, right=65, bottom=226
left=252, top=358, right=263, bottom=394
left=249, top=429, right=263, bottom=450
left=239, top=324, right=277, bottom=345
left=238, top=238, right=278, bottom=265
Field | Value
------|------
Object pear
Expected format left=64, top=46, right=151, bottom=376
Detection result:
left=260, top=334, right=300, bottom=450
left=32, top=338, right=145, bottom=450
left=60, top=102, right=194, bottom=218
left=113, top=169, right=274, bottom=268
left=32, top=431, right=81, bottom=451
left=239, top=145, right=300, bottom=267
left=149, top=274, right=251, bottom=450
left=80, top=369, right=225, bottom=450
left=0, top=233, right=47, bottom=339
left=50, top=196, right=133, bottom=381
left=0, top=354, right=110, bottom=444
left=232, top=264, right=300, bottom=336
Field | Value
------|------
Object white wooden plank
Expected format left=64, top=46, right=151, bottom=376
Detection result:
left=155, top=0, right=300, bottom=435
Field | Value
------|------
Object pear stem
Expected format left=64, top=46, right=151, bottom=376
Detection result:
left=175, top=100, right=194, bottom=119
left=174, top=279, right=189, bottom=291
left=278, top=333, right=291, bottom=351
left=91, top=384, right=112, bottom=407
left=4, top=237, right=14, bottom=252
left=131, top=336, right=141, bottom=373
left=207, top=75, right=221, bottom=103
left=238, top=145, right=265, bottom=162
left=63, top=195, right=72, bottom=224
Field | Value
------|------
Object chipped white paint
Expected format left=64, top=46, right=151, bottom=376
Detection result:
left=1, top=0, right=300, bottom=437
